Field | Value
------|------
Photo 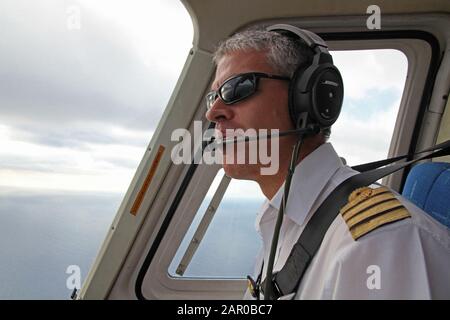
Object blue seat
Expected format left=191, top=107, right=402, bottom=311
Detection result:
left=402, top=162, right=450, bottom=228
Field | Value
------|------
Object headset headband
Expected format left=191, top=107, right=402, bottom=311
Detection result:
left=267, top=24, right=329, bottom=53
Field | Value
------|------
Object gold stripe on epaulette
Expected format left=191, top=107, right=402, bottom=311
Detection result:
left=346, top=199, right=403, bottom=228
left=342, top=193, right=397, bottom=222
left=349, top=207, right=411, bottom=240
left=340, top=186, right=390, bottom=216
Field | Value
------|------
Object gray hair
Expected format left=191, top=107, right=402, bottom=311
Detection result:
left=213, top=27, right=331, bottom=139
left=213, top=27, right=313, bottom=78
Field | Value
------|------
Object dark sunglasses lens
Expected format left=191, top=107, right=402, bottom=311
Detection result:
left=220, top=75, right=255, bottom=103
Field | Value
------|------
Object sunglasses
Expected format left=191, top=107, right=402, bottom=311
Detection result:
left=205, top=72, right=290, bottom=110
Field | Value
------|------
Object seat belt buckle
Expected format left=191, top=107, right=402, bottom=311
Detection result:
left=247, top=275, right=260, bottom=300
left=260, top=275, right=284, bottom=300
left=277, top=292, right=296, bottom=300
left=271, top=277, right=283, bottom=300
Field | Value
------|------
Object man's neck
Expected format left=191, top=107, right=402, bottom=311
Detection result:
left=257, top=140, right=325, bottom=200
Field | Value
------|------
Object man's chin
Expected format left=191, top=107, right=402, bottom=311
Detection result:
left=222, top=163, right=260, bottom=181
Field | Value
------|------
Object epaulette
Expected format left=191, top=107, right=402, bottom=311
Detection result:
left=340, top=186, right=411, bottom=240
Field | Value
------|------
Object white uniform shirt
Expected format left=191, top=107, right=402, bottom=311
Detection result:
left=245, top=143, right=450, bottom=299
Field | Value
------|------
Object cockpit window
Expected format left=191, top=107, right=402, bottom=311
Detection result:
left=330, top=49, right=408, bottom=165
left=169, top=169, right=265, bottom=278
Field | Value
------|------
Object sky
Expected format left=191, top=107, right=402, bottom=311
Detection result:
left=0, top=0, right=407, bottom=196
left=0, top=0, right=193, bottom=193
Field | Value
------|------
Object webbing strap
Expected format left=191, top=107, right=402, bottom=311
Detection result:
left=351, top=139, right=450, bottom=172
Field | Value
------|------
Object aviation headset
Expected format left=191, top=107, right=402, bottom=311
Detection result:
left=266, top=24, right=344, bottom=132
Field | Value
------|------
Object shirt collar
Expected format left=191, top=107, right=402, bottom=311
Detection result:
left=268, top=142, right=344, bottom=226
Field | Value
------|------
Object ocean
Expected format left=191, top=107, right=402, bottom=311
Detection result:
left=0, top=188, right=120, bottom=299
left=0, top=188, right=263, bottom=299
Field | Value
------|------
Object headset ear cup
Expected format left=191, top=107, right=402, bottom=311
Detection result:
left=290, top=63, right=344, bottom=129
left=311, top=65, right=344, bottom=127
left=272, top=24, right=344, bottom=130
left=288, top=63, right=311, bottom=129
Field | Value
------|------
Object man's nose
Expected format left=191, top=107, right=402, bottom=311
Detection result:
left=205, top=97, right=233, bottom=123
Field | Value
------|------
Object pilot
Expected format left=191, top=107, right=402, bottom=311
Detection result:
left=205, top=26, right=450, bottom=299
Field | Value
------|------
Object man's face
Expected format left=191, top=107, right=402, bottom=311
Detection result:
left=205, top=50, right=295, bottom=180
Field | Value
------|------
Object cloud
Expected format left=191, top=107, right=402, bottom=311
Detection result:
left=0, top=2, right=177, bottom=132
left=9, top=122, right=151, bottom=149
left=0, top=122, right=151, bottom=192
left=332, top=49, right=408, bottom=101
left=78, top=0, right=193, bottom=76
left=330, top=97, right=400, bottom=166
left=328, top=49, right=408, bottom=166
left=0, top=0, right=193, bottom=136
left=0, top=0, right=194, bottom=191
